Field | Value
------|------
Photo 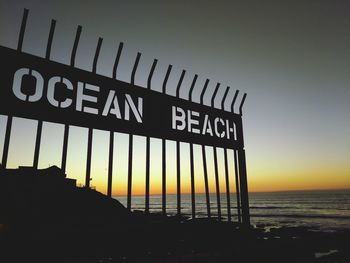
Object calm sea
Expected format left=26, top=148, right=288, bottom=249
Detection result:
left=113, top=190, right=350, bottom=231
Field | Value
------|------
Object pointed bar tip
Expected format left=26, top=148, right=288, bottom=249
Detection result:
left=231, top=90, right=240, bottom=113
left=211, top=83, right=220, bottom=108
left=17, top=8, right=29, bottom=52
left=239, top=93, right=247, bottom=115
left=147, top=59, right=158, bottom=90
left=112, top=42, right=124, bottom=79
left=176, top=70, right=186, bottom=98
left=221, top=86, right=230, bottom=110
left=162, top=64, right=173, bottom=94
left=189, top=74, right=198, bottom=102
left=200, top=79, right=210, bottom=105
left=131, top=52, right=141, bottom=85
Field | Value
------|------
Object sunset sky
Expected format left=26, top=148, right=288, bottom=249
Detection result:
left=0, top=0, right=349, bottom=195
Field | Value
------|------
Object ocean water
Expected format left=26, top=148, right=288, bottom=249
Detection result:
left=113, top=190, right=350, bottom=231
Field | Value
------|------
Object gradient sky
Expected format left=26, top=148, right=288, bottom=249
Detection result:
left=0, top=0, right=349, bottom=194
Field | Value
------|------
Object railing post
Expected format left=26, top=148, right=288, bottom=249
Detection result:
left=107, top=131, right=114, bottom=197
left=145, top=136, right=150, bottom=213
left=1, top=116, right=12, bottom=168
left=213, top=147, right=221, bottom=221
left=233, top=149, right=242, bottom=223
left=176, top=141, right=181, bottom=216
left=189, top=143, right=195, bottom=219
left=237, top=148, right=250, bottom=225
left=162, top=138, right=166, bottom=215
left=224, top=148, right=231, bottom=222
left=85, top=128, right=93, bottom=188
left=127, top=134, right=133, bottom=210
left=145, top=59, right=157, bottom=213
left=235, top=94, right=250, bottom=225
left=201, top=146, right=211, bottom=218
left=61, top=25, right=82, bottom=173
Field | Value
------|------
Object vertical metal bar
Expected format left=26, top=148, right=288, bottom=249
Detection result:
left=162, top=65, right=172, bottom=94
left=2, top=9, right=28, bottom=167
left=61, top=25, right=82, bottom=172
left=176, top=70, right=186, bottom=98
left=162, top=138, right=166, bottom=215
left=112, top=42, right=124, bottom=79
left=127, top=134, right=133, bottom=210
left=70, top=25, right=82, bottom=67
left=233, top=149, right=242, bottom=224
left=231, top=89, right=242, bottom=223
left=107, top=131, right=114, bottom=197
left=189, top=143, right=195, bottom=219
left=131, top=52, right=141, bottom=85
left=109, top=42, right=123, bottom=197
left=201, top=145, right=211, bottom=218
left=92, top=37, right=103, bottom=73
left=61, top=125, right=69, bottom=173
left=127, top=52, right=141, bottom=209
left=211, top=83, right=220, bottom=108
left=145, top=59, right=157, bottom=213
left=213, top=147, right=221, bottom=220
left=85, top=128, right=93, bottom=188
left=36, top=20, right=56, bottom=168
left=147, top=59, right=158, bottom=89
left=1, top=117, right=12, bottom=168
left=231, top=90, right=239, bottom=113
left=85, top=37, right=103, bottom=188
left=33, top=19, right=57, bottom=170
left=238, top=148, right=250, bottom=225
left=236, top=94, right=250, bottom=225
left=176, top=140, right=181, bottom=215
left=145, top=136, right=150, bottom=213
left=175, top=71, right=185, bottom=216
left=188, top=74, right=198, bottom=219
left=200, top=79, right=210, bottom=105
left=212, top=85, right=222, bottom=220
left=161, top=65, right=172, bottom=216
left=33, top=121, right=42, bottom=169
left=224, top=148, right=231, bottom=222
left=17, top=8, right=28, bottom=52
left=239, top=93, right=247, bottom=115
left=188, top=74, right=198, bottom=101
left=45, top=20, right=56, bottom=59
left=221, top=86, right=230, bottom=111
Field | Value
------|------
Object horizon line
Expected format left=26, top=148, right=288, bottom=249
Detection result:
left=111, top=187, right=350, bottom=197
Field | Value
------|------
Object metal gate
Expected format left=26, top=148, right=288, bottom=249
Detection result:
left=0, top=9, right=250, bottom=225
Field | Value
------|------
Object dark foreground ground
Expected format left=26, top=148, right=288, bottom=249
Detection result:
left=1, top=170, right=349, bottom=263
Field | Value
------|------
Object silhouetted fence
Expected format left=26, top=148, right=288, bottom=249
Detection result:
left=0, top=9, right=250, bottom=225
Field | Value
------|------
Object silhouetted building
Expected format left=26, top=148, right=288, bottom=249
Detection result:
left=0, top=165, right=76, bottom=189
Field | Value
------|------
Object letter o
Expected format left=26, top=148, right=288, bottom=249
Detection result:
left=12, top=68, right=44, bottom=102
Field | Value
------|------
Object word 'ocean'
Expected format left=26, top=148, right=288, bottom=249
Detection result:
left=11, top=67, right=236, bottom=140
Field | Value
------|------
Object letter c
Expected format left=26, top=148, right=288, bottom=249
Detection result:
left=47, top=76, right=73, bottom=108
left=214, top=117, right=225, bottom=138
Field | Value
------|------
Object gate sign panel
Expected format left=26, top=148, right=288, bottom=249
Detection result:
left=0, top=46, right=243, bottom=150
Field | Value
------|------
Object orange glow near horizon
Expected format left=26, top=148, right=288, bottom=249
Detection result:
left=1, top=116, right=349, bottom=196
